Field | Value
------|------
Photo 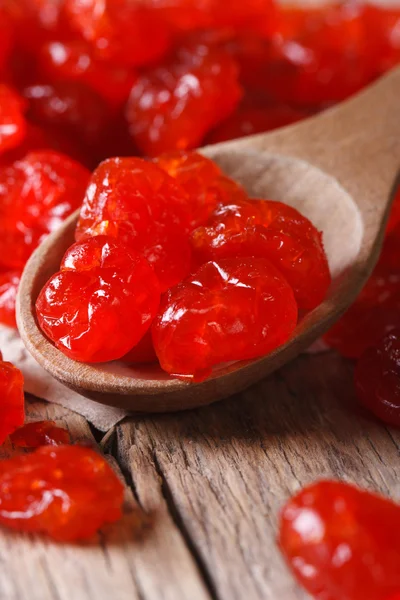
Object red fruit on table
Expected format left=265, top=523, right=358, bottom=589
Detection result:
left=0, top=445, right=124, bottom=541
left=279, top=480, right=400, bottom=600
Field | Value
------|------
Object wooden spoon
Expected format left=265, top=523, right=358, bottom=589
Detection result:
left=17, top=68, right=400, bottom=413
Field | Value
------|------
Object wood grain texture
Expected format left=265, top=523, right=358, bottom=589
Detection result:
left=116, top=352, right=400, bottom=600
left=16, top=67, right=400, bottom=413
left=0, top=397, right=210, bottom=600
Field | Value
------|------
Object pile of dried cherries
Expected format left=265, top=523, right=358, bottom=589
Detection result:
left=0, top=2, right=399, bottom=598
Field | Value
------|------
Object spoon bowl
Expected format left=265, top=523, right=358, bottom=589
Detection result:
left=17, top=69, right=400, bottom=412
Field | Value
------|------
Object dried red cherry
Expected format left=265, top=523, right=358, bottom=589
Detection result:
left=152, top=257, right=298, bottom=381
left=126, top=43, right=242, bottom=155
left=10, top=420, right=71, bottom=448
left=75, top=157, right=192, bottom=290
left=279, top=480, right=400, bottom=600
left=36, top=236, right=161, bottom=363
left=0, top=445, right=124, bottom=541
left=23, top=81, right=109, bottom=147
left=65, top=0, right=171, bottom=67
left=0, top=356, right=24, bottom=445
left=154, top=151, right=247, bottom=229
left=191, top=199, right=331, bottom=310
left=40, top=41, right=137, bottom=109
left=355, top=330, right=400, bottom=427
left=0, top=151, right=90, bottom=270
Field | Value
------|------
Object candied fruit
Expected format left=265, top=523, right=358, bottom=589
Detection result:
left=355, top=330, right=400, bottom=428
left=279, top=480, right=400, bottom=600
left=36, top=236, right=160, bottom=363
left=191, top=199, right=331, bottom=310
left=0, top=270, right=20, bottom=328
left=0, top=84, right=27, bottom=154
left=0, top=357, right=24, bottom=445
left=0, top=151, right=90, bottom=270
left=126, top=43, right=242, bottom=155
left=152, top=257, right=298, bottom=381
left=66, top=0, right=171, bottom=67
left=40, top=41, right=137, bottom=109
left=154, top=151, right=247, bottom=229
left=75, top=157, right=192, bottom=290
left=0, top=445, right=123, bottom=541
left=23, top=81, right=109, bottom=148
left=10, top=420, right=71, bottom=448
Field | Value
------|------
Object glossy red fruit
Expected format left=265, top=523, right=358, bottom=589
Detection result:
left=75, top=157, right=192, bottom=290
left=0, top=357, right=24, bottom=445
left=152, top=257, right=298, bottom=381
left=10, top=420, right=71, bottom=448
left=191, top=199, right=331, bottom=310
left=23, top=81, right=109, bottom=147
left=266, top=4, right=372, bottom=107
left=154, top=151, right=247, bottom=229
left=126, top=43, right=242, bottom=155
left=279, top=480, right=400, bottom=600
left=0, top=270, right=20, bottom=328
left=40, top=41, right=137, bottom=109
left=36, top=236, right=161, bottom=363
left=0, top=84, right=27, bottom=154
left=324, top=267, right=400, bottom=358
left=66, top=0, right=171, bottom=67
left=0, top=151, right=90, bottom=270
left=0, top=445, right=124, bottom=541
left=355, top=330, right=400, bottom=427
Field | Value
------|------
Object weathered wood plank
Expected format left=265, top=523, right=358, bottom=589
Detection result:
left=117, top=352, right=400, bottom=600
left=0, top=398, right=210, bottom=600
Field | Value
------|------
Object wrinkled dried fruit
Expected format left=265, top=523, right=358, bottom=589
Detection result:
left=0, top=151, right=90, bottom=270
left=40, top=40, right=137, bottom=109
left=279, top=480, right=400, bottom=600
left=36, top=236, right=160, bottom=363
left=76, top=157, right=192, bottom=290
left=10, top=420, right=71, bottom=448
left=152, top=257, right=298, bottom=381
left=0, top=445, right=124, bottom=540
left=66, top=0, right=171, bottom=66
left=154, top=151, right=247, bottom=228
left=191, top=199, right=331, bottom=310
left=126, top=43, right=242, bottom=155
left=355, top=330, right=400, bottom=427
left=0, top=356, right=24, bottom=444
left=23, top=81, right=108, bottom=147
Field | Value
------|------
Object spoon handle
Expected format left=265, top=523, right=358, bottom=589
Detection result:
left=217, top=67, right=400, bottom=253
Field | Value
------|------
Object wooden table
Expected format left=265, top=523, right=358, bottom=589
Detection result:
left=1, top=351, right=399, bottom=600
